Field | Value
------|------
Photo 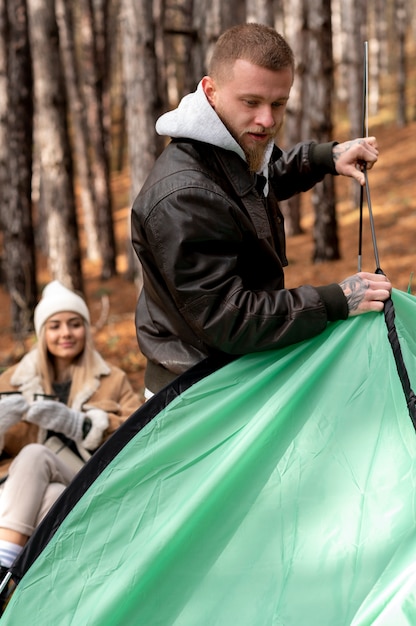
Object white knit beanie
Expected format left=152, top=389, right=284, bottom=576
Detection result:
left=34, top=280, right=90, bottom=336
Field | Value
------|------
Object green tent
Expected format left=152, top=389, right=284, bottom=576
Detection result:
left=3, top=289, right=416, bottom=625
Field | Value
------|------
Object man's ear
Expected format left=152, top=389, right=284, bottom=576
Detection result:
left=201, top=76, right=216, bottom=107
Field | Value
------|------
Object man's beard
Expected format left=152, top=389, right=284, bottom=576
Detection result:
left=244, top=141, right=271, bottom=172
left=239, top=128, right=279, bottom=172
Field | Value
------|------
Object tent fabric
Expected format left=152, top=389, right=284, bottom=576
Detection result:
left=3, top=288, right=416, bottom=626
left=8, top=354, right=232, bottom=582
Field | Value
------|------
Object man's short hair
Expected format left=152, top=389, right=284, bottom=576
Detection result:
left=208, top=23, right=295, bottom=83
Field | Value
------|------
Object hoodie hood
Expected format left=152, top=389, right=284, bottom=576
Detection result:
left=156, top=81, right=245, bottom=161
left=155, top=81, right=274, bottom=187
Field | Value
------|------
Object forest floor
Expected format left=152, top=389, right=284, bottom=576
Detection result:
left=0, top=117, right=415, bottom=404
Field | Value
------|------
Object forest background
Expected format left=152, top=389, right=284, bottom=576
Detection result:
left=0, top=0, right=415, bottom=401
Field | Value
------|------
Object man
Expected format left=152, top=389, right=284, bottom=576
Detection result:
left=131, top=22, right=391, bottom=396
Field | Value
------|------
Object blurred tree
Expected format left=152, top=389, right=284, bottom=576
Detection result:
left=280, top=0, right=305, bottom=236
left=246, top=0, right=274, bottom=24
left=164, top=0, right=197, bottom=102
left=120, top=0, right=163, bottom=286
left=394, top=0, right=407, bottom=126
left=27, top=0, right=83, bottom=292
left=339, top=0, right=367, bottom=139
left=92, top=0, right=113, bottom=155
left=367, top=0, right=388, bottom=116
left=281, top=0, right=339, bottom=260
left=3, top=0, right=37, bottom=335
left=79, top=0, right=116, bottom=278
left=304, top=0, right=339, bottom=262
left=192, top=0, right=245, bottom=86
left=337, top=0, right=368, bottom=210
left=56, top=0, right=101, bottom=262
left=0, top=0, right=8, bottom=238
left=110, top=2, right=126, bottom=173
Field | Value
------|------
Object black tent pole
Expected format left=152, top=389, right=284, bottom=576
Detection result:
left=359, top=42, right=416, bottom=428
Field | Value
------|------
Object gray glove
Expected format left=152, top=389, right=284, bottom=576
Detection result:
left=0, top=394, right=30, bottom=435
left=25, top=400, right=109, bottom=449
left=26, top=400, right=85, bottom=442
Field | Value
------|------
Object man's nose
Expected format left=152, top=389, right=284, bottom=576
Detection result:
left=254, top=106, right=275, bottom=129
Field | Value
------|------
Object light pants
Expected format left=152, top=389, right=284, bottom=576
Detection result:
left=0, top=444, right=77, bottom=537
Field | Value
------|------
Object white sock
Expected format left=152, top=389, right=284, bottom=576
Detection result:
left=0, top=540, right=22, bottom=568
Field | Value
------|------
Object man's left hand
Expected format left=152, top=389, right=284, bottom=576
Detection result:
left=332, top=137, right=379, bottom=185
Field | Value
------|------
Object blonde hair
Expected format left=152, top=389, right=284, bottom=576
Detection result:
left=37, top=321, right=97, bottom=406
left=208, top=23, right=294, bottom=84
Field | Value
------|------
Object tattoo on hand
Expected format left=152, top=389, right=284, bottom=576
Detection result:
left=340, top=276, right=368, bottom=312
left=333, top=139, right=363, bottom=163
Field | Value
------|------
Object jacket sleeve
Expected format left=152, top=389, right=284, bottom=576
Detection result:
left=271, top=141, right=338, bottom=200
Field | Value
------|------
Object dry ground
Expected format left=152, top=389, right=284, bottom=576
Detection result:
left=0, top=119, right=415, bottom=402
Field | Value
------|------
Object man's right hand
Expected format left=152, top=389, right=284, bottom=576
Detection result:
left=339, top=271, right=392, bottom=316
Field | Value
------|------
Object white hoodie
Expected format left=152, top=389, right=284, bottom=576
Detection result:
left=155, top=81, right=274, bottom=193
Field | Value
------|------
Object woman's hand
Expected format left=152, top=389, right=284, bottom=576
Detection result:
left=25, top=401, right=109, bottom=450
left=0, top=394, right=29, bottom=435
left=26, top=400, right=85, bottom=441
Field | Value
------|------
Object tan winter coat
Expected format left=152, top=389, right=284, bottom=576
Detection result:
left=0, top=349, right=140, bottom=477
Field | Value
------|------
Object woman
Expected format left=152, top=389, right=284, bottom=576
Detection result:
left=0, top=280, right=139, bottom=601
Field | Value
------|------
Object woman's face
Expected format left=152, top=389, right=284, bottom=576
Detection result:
left=45, top=312, right=86, bottom=363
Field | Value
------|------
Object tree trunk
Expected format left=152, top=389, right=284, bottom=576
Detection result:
left=395, top=0, right=407, bottom=127
left=367, top=0, right=387, bottom=117
left=27, top=0, right=83, bottom=292
left=92, top=0, right=112, bottom=158
left=274, top=0, right=285, bottom=32
left=56, top=0, right=101, bottom=261
left=4, top=0, right=38, bottom=335
left=280, top=0, right=305, bottom=236
left=304, top=0, right=339, bottom=262
left=0, top=0, right=8, bottom=232
left=163, top=0, right=197, bottom=102
left=111, top=34, right=126, bottom=172
left=120, top=0, right=163, bottom=286
left=108, top=0, right=125, bottom=171
left=194, top=0, right=222, bottom=74
left=340, top=0, right=367, bottom=208
left=246, top=0, right=274, bottom=25
left=220, top=0, right=245, bottom=30
left=79, top=0, right=116, bottom=279
left=340, top=0, right=367, bottom=138
left=154, top=0, right=170, bottom=114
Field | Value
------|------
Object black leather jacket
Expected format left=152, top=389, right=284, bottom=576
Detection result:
left=131, top=139, right=348, bottom=392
